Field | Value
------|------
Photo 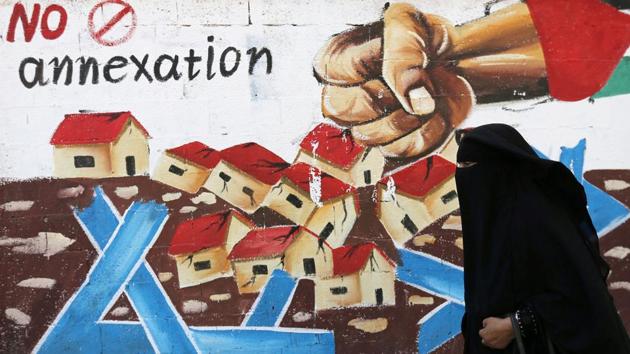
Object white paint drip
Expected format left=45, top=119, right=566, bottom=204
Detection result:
left=292, top=311, right=313, bottom=322
left=114, top=186, right=139, bottom=200
left=182, top=300, right=208, bottom=314
left=308, top=165, right=322, bottom=206
left=158, top=272, right=174, bottom=282
left=17, top=277, right=56, bottom=289
left=0, top=200, right=34, bottom=212
left=610, top=281, right=630, bottom=292
left=604, top=180, right=630, bottom=191
left=57, top=185, right=85, bottom=199
left=179, top=206, right=198, bottom=214
left=110, top=306, right=130, bottom=317
left=5, top=308, right=31, bottom=326
left=604, top=246, right=630, bottom=260
left=162, top=192, right=182, bottom=202
left=191, top=192, right=216, bottom=205
left=0, top=232, right=75, bottom=257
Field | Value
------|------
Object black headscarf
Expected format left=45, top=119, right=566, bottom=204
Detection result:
left=455, top=123, right=630, bottom=354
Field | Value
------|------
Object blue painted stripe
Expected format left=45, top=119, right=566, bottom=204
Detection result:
left=43, top=190, right=335, bottom=354
left=244, top=269, right=297, bottom=327
left=396, top=248, right=464, bottom=304
left=75, top=186, right=120, bottom=247
left=37, top=201, right=168, bottom=353
left=128, top=264, right=199, bottom=353
left=558, top=140, right=630, bottom=236
left=75, top=197, right=198, bottom=354
left=190, top=327, right=335, bottom=354
left=97, top=323, right=155, bottom=353
left=417, top=302, right=466, bottom=354
left=97, top=324, right=336, bottom=354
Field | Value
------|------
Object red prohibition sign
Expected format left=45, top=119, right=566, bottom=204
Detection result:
left=88, top=0, right=137, bottom=46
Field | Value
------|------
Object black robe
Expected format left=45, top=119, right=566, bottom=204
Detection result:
left=455, top=123, right=630, bottom=354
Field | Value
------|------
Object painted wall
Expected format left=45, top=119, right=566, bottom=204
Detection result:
left=1, top=1, right=629, bottom=353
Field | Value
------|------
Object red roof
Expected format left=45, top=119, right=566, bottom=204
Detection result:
left=168, top=210, right=250, bottom=255
left=50, top=111, right=149, bottom=145
left=299, top=123, right=366, bottom=169
left=220, top=143, right=289, bottom=185
left=282, top=163, right=356, bottom=203
left=332, top=242, right=395, bottom=277
left=228, top=226, right=301, bottom=260
left=379, top=155, right=455, bottom=198
left=166, top=141, right=221, bottom=169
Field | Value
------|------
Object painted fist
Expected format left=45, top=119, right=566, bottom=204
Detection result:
left=313, top=3, right=546, bottom=158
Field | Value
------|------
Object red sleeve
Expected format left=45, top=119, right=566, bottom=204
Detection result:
left=526, top=0, right=630, bottom=101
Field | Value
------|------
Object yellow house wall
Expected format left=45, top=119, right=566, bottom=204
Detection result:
left=358, top=251, right=396, bottom=307
left=152, top=153, right=210, bottom=194
left=53, top=144, right=112, bottom=178
left=294, top=150, right=353, bottom=185
left=231, top=257, right=283, bottom=294
left=264, top=181, right=317, bottom=225
left=314, top=274, right=361, bottom=310
left=111, top=122, right=150, bottom=177
left=204, top=161, right=271, bottom=213
left=423, top=178, right=460, bottom=219
left=349, top=147, right=385, bottom=187
left=305, top=195, right=357, bottom=247
left=224, top=215, right=253, bottom=254
left=284, top=231, right=333, bottom=278
left=174, top=246, right=231, bottom=288
left=377, top=184, right=432, bottom=245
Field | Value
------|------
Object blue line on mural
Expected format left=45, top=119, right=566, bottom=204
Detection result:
left=189, top=327, right=335, bottom=354
left=396, top=248, right=465, bottom=304
left=35, top=201, right=171, bottom=353
left=243, top=269, right=298, bottom=327
left=74, top=190, right=199, bottom=354
left=74, top=186, right=120, bottom=248
left=38, top=188, right=334, bottom=353
left=417, top=301, right=466, bottom=354
left=558, top=139, right=630, bottom=236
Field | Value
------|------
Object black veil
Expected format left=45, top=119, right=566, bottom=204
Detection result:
left=455, top=123, right=629, bottom=353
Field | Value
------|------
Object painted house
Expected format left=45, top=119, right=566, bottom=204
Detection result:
left=295, top=123, right=385, bottom=187
left=152, top=141, right=220, bottom=194
left=50, top=111, right=150, bottom=178
left=168, top=210, right=253, bottom=288
left=205, top=143, right=289, bottom=213
left=314, top=242, right=396, bottom=310
left=228, top=226, right=333, bottom=294
left=376, top=155, right=458, bottom=245
left=264, top=162, right=360, bottom=247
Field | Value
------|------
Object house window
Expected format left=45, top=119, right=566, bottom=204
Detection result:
left=74, top=155, right=95, bottom=168
left=303, top=258, right=316, bottom=275
left=169, top=164, right=185, bottom=176
left=286, top=193, right=303, bottom=208
left=363, top=170, right=372, bottom=184
left=319, top=222, right=334, bottom=241
left=242, top=186, right=254, bottom=197
left=252, top=264, right=268, bottom=275
left=441, top=190, right=458, bottom=204
left=193, top=260, right=211, bottom=271
left=401, top=214, right=419, bottom=235
left=219, top=171, right=231, bottom=182
left=330, top=286, right=348, bottom=295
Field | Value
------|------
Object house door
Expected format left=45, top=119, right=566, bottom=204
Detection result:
left=375, top=288, right=383, bottom=305
left=303, top=258, right=316, bottom=275
left=125, top=156, right=136, bottom=176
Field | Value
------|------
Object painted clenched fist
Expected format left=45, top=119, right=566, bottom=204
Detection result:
left=313, top=3, right=547, bottom=158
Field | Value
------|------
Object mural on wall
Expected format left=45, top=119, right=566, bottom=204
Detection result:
left=1, top=0, right=630, bottom=353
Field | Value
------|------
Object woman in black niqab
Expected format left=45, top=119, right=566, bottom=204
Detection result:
left=455, top=123, right=630, bottom=354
